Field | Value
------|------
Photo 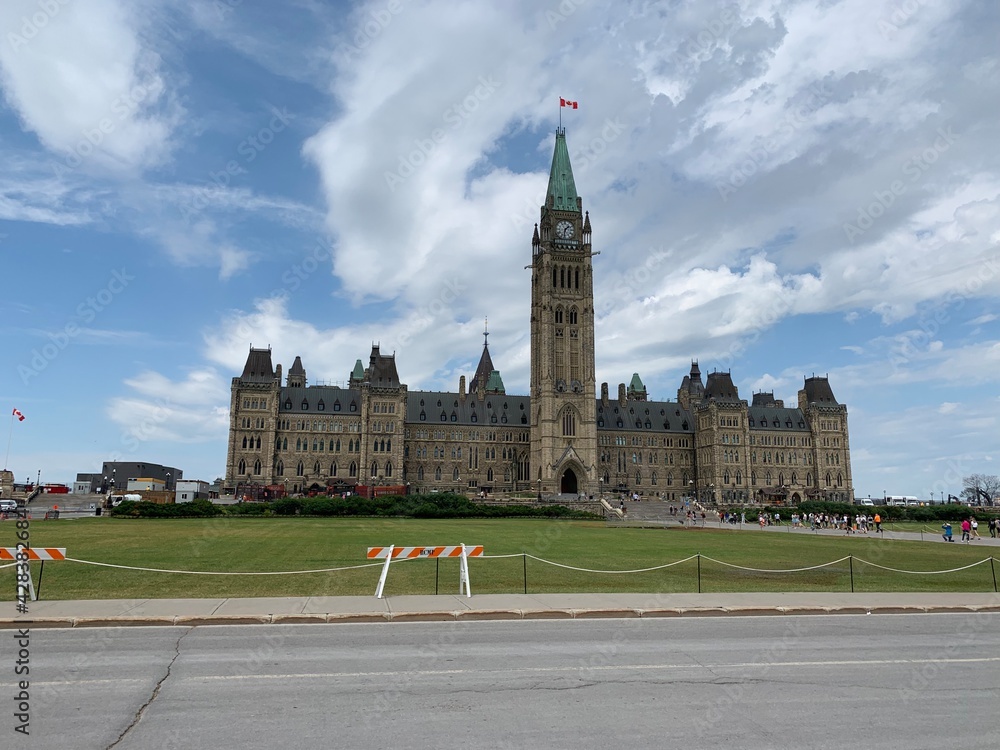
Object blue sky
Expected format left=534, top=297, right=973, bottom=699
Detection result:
left=1, top=0, right=997, bottom=498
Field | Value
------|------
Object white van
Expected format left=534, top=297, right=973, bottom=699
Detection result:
left=859, top=498, right=875, bottom=507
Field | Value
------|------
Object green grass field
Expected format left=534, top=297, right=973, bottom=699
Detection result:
left=2, top=517, right=997, bottom=599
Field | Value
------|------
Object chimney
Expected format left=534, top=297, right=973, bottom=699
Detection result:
left=618, top=383, right=626, bottom=406
left=459, top=375, right=466, bottom=402
left=600, top=382, right=609, bottom=405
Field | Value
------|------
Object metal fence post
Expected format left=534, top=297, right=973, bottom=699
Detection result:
left=435, top=557, right=439, bottom=595
left=523, top=552, right=528, bottom=595
left=991, top=557, right=997, bottom=594
left=697, top=554, right=702, bottom=594
left=849, top=555, right=854, bottom=593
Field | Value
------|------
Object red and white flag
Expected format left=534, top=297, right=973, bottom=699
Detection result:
left=559, top=98, right=579, bottom=109
left=12, top=408, right=25, bottom=422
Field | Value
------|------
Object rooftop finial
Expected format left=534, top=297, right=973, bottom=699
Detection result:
left=484, top=317, right=489, bottom=349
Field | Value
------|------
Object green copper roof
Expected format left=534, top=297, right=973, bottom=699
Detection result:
left=547, top=128, right=578, bottom=210
left=629, top=373, right=645, bottom=392
left=350, top=359, right=365, bottom=381
left=486, top=369, right=506, bottom=394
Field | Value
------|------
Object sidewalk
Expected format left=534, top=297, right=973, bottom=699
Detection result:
left=617, top=517, right=1000, bottom=546
left=3, top=591, right=999, bottom=628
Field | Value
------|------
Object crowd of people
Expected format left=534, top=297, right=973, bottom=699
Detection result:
left=716, top=508, right=999, bottom=543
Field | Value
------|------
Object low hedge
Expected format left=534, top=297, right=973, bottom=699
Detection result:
left=109, top=493, right=601, bottom=520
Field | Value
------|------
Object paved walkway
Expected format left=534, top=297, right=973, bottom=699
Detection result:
left=3, top=591, right=999, bottom=628
left=615, top=514, right=1000, bottom=546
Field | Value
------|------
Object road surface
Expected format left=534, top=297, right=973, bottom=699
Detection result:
left=10, top=613, right=999, bottom=749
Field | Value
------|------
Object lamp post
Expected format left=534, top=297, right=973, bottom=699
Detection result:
left=371, top=474, right=377, bottom=499
left=166, top=472, right=171, bottom=492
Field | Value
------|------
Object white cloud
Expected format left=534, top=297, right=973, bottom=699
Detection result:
left=0, top=0, right=182, bottom=173
left=108, top=368, right=231, bottom=444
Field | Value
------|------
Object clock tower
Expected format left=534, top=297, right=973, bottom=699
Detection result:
left=529, top=127, right=597, bottom=497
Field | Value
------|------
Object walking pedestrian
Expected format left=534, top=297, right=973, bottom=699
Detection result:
left=961, top=518, right=971, bottom=542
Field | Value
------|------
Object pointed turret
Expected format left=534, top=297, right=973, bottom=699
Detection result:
left=469, top=318, right=495, bottom=395
left=287, top=356, right=306, bottom=387
left=677, top=360, right=704, bottom=409
left=485, top=370, right=506, bottom=395
left=349, top=359, right=365, bottom=386
left=546, top=127, right=578, bottom=210
left=627, top=373, right=647, bottom=401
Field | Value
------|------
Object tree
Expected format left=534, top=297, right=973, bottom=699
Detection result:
left=962, top=474, right=1000, bottom=506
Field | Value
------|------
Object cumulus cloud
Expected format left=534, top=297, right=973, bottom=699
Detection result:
left=0, top=0, right=182, bottom=174
left=291, top=0, right=1000, bottom=400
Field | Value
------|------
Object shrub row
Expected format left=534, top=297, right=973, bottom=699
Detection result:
left=109, top=493, right=601, bottom=520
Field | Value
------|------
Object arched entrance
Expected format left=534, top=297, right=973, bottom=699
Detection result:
left=560, top=468, right=578, bottom=495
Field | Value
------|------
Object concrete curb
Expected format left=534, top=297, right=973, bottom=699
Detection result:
left=4, top=602, right=999, bottom=628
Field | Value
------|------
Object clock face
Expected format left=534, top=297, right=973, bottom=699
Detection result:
left=555, top=220, right=574, bottom=240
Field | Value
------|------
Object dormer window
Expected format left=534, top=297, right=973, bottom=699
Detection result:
left=301, top=400, right=309, bottom=410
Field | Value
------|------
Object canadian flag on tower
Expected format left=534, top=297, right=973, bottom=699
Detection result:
left=559, top=98, right=578, bottom=109
left=12, top=408, right=25, bottom=422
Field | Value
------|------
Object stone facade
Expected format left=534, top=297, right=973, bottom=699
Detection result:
left=225, top=129, right=853, bottom=505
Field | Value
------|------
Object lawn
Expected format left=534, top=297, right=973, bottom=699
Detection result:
left=2, top=517, right=997, bottom=599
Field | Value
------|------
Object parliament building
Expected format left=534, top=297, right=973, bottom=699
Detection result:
left=225, top=129, right=853, bottom=505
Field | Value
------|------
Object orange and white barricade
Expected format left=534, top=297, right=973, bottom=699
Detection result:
left=1, top=547, right=66, bottom=601
left=366, top=545, right=483, bottom=598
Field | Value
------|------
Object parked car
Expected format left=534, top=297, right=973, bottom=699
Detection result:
left=0, top=499, right=19, bottom=512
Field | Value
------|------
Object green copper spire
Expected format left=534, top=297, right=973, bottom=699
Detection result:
left=546, top=127, right=578, bottom=210
left=486, top=369, right=506, bottom=394
left=350, top=359, right=365, bottom=383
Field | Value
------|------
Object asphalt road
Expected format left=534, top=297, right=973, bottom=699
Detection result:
left=9, top=614, right=999, bottom=749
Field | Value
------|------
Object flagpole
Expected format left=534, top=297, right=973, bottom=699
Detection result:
left=4, top=411, right=13, bottom=470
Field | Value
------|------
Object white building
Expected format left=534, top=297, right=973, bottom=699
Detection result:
left=175, top=480, right=210, bottom=503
